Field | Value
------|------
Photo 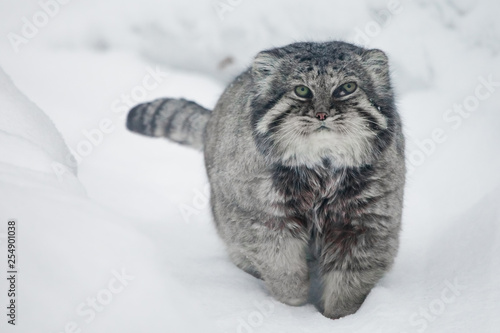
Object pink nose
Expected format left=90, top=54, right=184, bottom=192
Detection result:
left=316, top=112, right=328, bottom=121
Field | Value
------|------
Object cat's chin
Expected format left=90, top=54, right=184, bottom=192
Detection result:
left=276, top=131, right=373, bottom=168
left=314, top=126, right=333, bottom=133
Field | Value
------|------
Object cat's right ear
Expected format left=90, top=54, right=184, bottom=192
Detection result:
left=252, top=50, right=281, bottom=78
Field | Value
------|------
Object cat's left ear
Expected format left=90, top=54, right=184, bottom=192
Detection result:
left=361, top=49, right=391, bottom=93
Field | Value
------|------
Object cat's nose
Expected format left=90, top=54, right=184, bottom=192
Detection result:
left=315, top=112, right=328, bottom=121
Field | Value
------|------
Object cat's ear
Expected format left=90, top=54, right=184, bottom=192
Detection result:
left=362, top=49, right=389, bottom=80
left=252, top=50, right=281, bottom=78
left=362, top=49, right=391, bottom=95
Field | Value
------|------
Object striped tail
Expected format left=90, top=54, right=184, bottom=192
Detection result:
left=126, top=98, right=211, bottom=150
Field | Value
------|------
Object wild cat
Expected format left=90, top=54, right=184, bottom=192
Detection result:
left=127, top=41, right=405, bottom=319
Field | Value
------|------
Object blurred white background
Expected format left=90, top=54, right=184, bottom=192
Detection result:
left=0, top=0, right=499, bottom=332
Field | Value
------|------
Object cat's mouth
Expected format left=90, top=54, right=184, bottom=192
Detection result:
left=315, top=123, right=333, bottom=132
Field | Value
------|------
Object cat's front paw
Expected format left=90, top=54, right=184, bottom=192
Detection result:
left=276, top=294, right=308, bottom=307
left=320, top=306, right=358, bottom=320
left=266, top=275, right=309, bottom=306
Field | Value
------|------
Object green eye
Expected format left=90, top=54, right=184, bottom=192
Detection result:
left=333, top=82, right=357, bottom=98
left=343, top=82, right=357, bottom=93
left=294, top=85, right=312, bottom=98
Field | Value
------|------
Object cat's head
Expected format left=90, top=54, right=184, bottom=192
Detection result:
left=250, top=41, right=397, bottom=168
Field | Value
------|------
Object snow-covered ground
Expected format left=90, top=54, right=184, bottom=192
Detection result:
left=0, top=0, right=499, bottom=332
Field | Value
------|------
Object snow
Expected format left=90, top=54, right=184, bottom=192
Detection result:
left=0, top=0, right=499, bottom=332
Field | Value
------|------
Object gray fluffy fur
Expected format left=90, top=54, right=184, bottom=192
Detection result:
left=127, top=41, right=405, bottom=319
